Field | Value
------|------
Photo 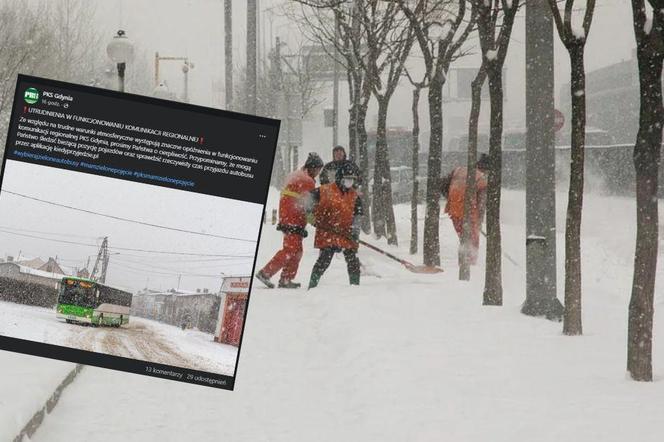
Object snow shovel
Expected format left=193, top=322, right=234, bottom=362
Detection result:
left=313, top=223, right=444, bottom=274
left=358, top=239, right=444, bottom=274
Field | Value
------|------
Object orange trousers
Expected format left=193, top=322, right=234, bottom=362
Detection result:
left=260, top=233, right=304, bottom=282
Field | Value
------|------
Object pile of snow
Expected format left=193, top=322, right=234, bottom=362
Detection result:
left=132, top=316, right=237, bottom=375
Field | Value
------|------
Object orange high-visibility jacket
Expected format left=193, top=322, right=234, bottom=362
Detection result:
left=279, top=169, right=316, bottom=228
left=313, top=183, right=359, bottom=250
left=444, top=166, right=487, bottom=220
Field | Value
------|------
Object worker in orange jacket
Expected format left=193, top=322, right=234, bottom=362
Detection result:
left=443, top=153, right=490, bottom=266
left=307, top=161, right=363, bottom=289
left=256, top=153, right=324, bottom=288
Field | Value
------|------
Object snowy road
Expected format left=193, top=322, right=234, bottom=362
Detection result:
left=0, top=301, right=237, bottom=376
left=17, top=188, right=664, bottom=441
left=63, top=319, right=204, bottom=370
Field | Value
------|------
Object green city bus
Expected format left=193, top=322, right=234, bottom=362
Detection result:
left=56, top=276, right=133, bottom=327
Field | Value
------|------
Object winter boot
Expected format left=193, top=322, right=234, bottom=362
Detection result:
left=255, top=270, right=274, bottom=288
left=308, top=274, right=321, bottom=290
left=278, top=280, right=301, bottom=289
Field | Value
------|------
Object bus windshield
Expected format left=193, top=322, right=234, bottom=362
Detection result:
left=58, top=280, right=96, bottom=308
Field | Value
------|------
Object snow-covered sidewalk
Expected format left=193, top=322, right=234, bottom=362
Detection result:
left=0, top=351, right=76, bottom=441
left=22, top=188, right=664, bottom=441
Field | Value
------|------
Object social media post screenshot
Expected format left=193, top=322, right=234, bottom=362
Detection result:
left=0, top=75, right=279, bottom=390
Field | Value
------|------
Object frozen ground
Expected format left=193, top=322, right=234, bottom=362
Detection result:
left=0, top=302, right=237, bottom=376
left=5, top=187, right=664, bottom=441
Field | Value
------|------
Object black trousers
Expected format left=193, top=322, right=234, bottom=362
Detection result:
left=308, top=247, right=360, bottom=288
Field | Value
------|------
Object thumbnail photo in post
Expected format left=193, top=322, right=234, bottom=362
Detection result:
left=0, top=75, right=279, bottom=390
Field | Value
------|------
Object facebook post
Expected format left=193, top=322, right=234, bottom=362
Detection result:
left=0, top=74, right=279, bottom=390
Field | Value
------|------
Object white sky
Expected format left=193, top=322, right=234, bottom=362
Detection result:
left=81, top=0, right=635, bottom=159
left=0, top=160, right=262, bottom=293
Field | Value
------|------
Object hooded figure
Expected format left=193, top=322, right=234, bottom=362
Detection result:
left=319, top=145, right=362, bottom=187
left=307, top=161, right=363, bottom=289
left=256, top=152, right=324, bottom=289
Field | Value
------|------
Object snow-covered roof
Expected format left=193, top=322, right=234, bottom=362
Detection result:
left=16, top=257, right=46, bottom=269
left=18, top=265, right=65, bottom=280
left=0, top=262, right=64, bottom=281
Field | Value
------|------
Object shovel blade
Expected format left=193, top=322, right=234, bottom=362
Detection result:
left=403, top=262, right=444, bottom=274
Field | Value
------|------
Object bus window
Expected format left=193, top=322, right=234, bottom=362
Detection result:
left=59, top=280, right=95, bottom=308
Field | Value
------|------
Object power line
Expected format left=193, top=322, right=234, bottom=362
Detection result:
left=110, top=260, right=230, bottom=278
left=0, top=229, right=255, bottom=258
left=1, top=190, right=257, bottom=243
left=113, top=254, right=253, bottom=263
left=0, top=225, right=98, bottom=240
left=7, top=247, right=252, bottom=264
left=111, top=255, right=251, bottom=274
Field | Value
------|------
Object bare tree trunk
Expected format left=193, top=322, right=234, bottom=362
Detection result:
left=385, top=151, right=398, bottom=246
left=271, top=143, right=285, bottom=188
left=371, top=97, right=399, bottom=245
left=460, top=66, right=486, bottom=281
left=224, top=0, right=233, bottom=110
left=423, top=82, right=444, bottom=267
left=246, top=0, right=257, bottom=115
left=483, top=65, right=503, bottom=306
left=357, top=102, right=372, bottom=234
left=373, top=98, right=388, bottom=238
left=628, top=47, right=663, bottom=382
left=348, top=103, right=357, bottom=160
left=563, top=45, right=586, bottom=335
left=348, top=73, right=359, bottom=161
left=410, top=86, right=422, bottom=255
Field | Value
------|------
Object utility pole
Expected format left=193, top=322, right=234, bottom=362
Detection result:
left=91, top=237, right=109, bottom=284
left=332, top=14, right=339, bottom=146
left=276, top=37, right=283, bottom=96
left=269, top=37, right=286, bottom=187
left=276, top=36, right=289, bottom=172
left=247, top=0, right=257, bottom=114
left=522, top=0, right=563, bottom=320
left=182, top=62, right=190, bottom=103
left=224, top=0, right=233, bottom=110
left=154, top=52, right=160, bottom=87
